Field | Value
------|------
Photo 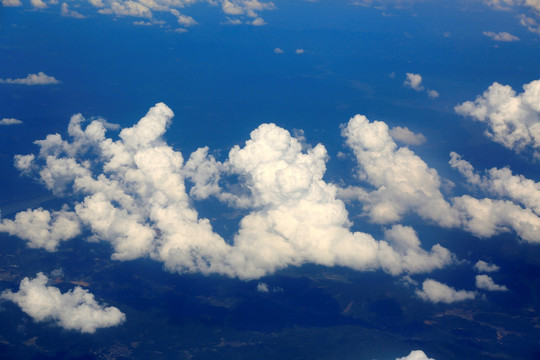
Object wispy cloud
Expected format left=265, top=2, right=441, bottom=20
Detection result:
left=0, top=72, right=60, bottom=85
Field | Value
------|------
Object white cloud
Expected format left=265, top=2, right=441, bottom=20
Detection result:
left=30, top=0, right=47, bottom=8
left=389, top=126, right=426, bottom=146
left=251, top=17, right=266, bottom=25
left=0, top=207, right=81, bottom=251
left=341, top=114, right=460, bottom=227
left=61, top=3, right=86, bottom=18
left=455, top=79, right=540, bottom=156
left=1, top=0, right=22, bottom=6
left=476, top=274, right=508, bottom=291
left=404, top=73, right=424, bottom=91
left=474, top=260, right=500, bottom=273
left=1, top=273, right=125, bottom=333
left=170, top=8, right=197, bottom=26
left=453, top=195, right=540, bottom=243
left=0, top=118, right=22, bottom=125
left=273, top=48, right=284, bottom=54
left=0, top=72, right=60, bottom=85
left=483, top=31, right=519, bottom=41
left=450, top=152, right=540, bottom=216
left=295, top=48, right=305, bottom=54
left=416, top=279, right=476, bottom=304
left=256, top=282, right=269, bottom=292
left=484, top=0, right=517, bottom=11
left=486, top=0, right=540, bottom=12
left=519, top=14, right=540, bottom=35
left=427, top=89, right=439, bottom=99
left=396, top=350, right=436, bottom=360
left=3, top=103, right=455, bottom=280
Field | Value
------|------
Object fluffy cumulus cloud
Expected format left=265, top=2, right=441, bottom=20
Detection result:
left=389, top=126, right=426, bottom=146
left=341, top=114, right=460, bottom=227
left=455, top=79, right=540, bottom=157
left=0, top=72, right=60, bottom=85
left=0, top=207, right=81, bottom=251
left=450, top=152, right=540, bottom=215
left=416, top=279, right=476, bottom=304
left=184, top=121, right=454, bottom=278
left=396, top=350, right=435, bottom=360
left=1, top=103, right=455, bottom=280
left=476, top=274, right=508, bottom=291
left=474, top=260, right=500, bottom=273
left=0, top=118, right=23, bottom=125
left=449, top=152, right=540, bottom=243
left=404, top=73, right=424, bottom=91
left=1, top=273, right=125, bottom=333
left=483, top=31, right=519, bottom=41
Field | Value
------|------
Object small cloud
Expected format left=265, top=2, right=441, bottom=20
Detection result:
left=1, top=273, right=125, bottom=333
left=483, top=31, right=519, bottom=41
left=427, top=89, right=439, bottom=98
left=134, top=20, right=153, bottom=26
left=257, top=282, right=269, bottom=292
left=1, top=0, right=22, bottom=7
left=61, top=3, right=86, bottom=18
left=404, top=73, right=424, bottom=91
left=389, top=126, right=426, bottom=146
left=30, top=0, right=47, bottom=8
left=389, top=71, right=396, bottom=79
left=474, top=260, right=500, bottom=273
left=251, top=17, right=266, bottom=26
left=0, top=118, right=22, bottom=125
left=443, top=31, right=451, bottom=37
left=295, top=48, right=305, bottom=54
left=416, top=279, right=476, bottom=304
left=170, top=9, right=197, bottom=27
left=222, top=17, right=243, bottom=25
left=476, top=274, right=508, bottom=291
left=274, top=47, right=284, bottom=54
left=396, top=350, right=436, bottom=360
left=0, top=72, right=60, bottom=85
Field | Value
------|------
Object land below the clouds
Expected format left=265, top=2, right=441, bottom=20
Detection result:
left=1, top=230, right=540, bottom=360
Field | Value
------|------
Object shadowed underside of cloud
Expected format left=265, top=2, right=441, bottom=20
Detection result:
left=0, top=103, right=455, bottom=280
left=1, top=273, right=125, bottom=333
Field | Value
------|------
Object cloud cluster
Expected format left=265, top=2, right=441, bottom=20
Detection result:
left=0, top=72, right=60, bottom=85
left=416, top=279, right=476, bottom=304
left=1, top=103, right=455, bottom=280
left=1, top=0, right=275, bottom=28
left=450, top=152, right=540, bottom=243
left=396, top=350, right=435, bottom=360
left=455, top=79, right=540, bottom=157
left=1, top=273, right=125, bottom=333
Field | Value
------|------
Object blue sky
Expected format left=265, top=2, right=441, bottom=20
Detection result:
left=1, top=0, right=540, bottom=359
